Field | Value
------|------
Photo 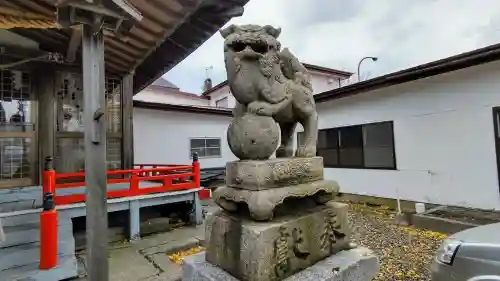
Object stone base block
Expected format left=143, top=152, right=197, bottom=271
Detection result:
left=214, top=180, right=340, bottom=221
left=205, top=202, right=352, bottom=281
left=226, top=157, right=324, bottom=190
left=182, top=248, right=379, bottom=281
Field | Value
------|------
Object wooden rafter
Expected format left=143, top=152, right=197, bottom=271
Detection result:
left=0, top=6, right=56, bottom=29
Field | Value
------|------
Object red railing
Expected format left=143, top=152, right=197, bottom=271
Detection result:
left=42, top=155, right=201, bottom=206
left=40, top=154, right=201, bottom=270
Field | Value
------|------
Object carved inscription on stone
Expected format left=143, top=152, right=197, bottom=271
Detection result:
left=225, top=157, right=325, bottom=190
left=292, top=228, right=310, bottom=259
left=320, top=209, right=346, bottom=253
left=274, top=227, right=291, bottom=278
left=272, top=159, right=321, bottom=185
left=234, top=163, right=263, bottom=186
left=273, top=226, right=313, bottom=279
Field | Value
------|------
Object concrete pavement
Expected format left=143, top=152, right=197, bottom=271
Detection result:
left=74, top=201, right=219, bottom=281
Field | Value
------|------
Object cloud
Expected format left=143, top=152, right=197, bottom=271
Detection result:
left=164, top=0, right=500, bottom=93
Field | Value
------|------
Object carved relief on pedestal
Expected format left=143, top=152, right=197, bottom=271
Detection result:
left=291, top=228, right=310, bottom=259
left=274, top=227, right=291, bottom=279
left=272, top=226, right=311, bottom=280
left=226, top=157, right=324, bottom=190
left=320, top=208, right=347, bottom=254
left=206, top=202, right=355, bottom=281
left=271, top=158, right=323, bottom=186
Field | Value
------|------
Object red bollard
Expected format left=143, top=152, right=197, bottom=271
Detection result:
left=192, top=152, right=201, bottom=188
left=40, top=192, right=58, bottom=270
left=43, top=156, right=56, bottom=195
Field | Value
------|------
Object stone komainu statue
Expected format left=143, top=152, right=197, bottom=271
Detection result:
left=220, top=24, right=318, bottom=158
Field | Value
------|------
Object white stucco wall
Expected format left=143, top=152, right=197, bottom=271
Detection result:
left=134, top=89, right=210, bottom=106
left=133, top=108, right=236, bottom=169
left=295, top=60, right=500, bottom=210
left=308, top=70, right=343, bottom=94
left=208, top=86, right=236, bottom=108
left=134, top=61, right=500, bottom=209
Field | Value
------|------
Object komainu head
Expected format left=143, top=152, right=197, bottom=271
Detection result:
left=220, top=24, right=282, bottom=60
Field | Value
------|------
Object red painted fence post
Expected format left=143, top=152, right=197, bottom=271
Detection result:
left=40, top=156, right=58, bottom=270
left=130, top=171, right=139, bottom=195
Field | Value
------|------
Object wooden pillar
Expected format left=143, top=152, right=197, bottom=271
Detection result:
left=122, top=73, right=134, bottom=169
left=37, top=69, right=56, bottom=176
left=82, top=24, right=108, bottom=281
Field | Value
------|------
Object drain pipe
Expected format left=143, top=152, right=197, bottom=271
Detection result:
left=0, top=217, right=4, bottom=244
left=397, top=196, right=402, bottom=215
left=394, top=186, right=409, bottom=226
left=395, top=185, right=403, bottom=214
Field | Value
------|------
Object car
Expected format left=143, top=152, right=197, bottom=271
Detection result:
left=431, top=222, right=500, bottom=281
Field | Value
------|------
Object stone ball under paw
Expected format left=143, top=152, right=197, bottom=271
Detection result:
left=227, top=114, right=279, bottom=160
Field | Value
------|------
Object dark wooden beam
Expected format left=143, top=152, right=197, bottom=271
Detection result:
left=0, top=45, right=48, bottom=58
left=109, top=0, right=142, bottom=21
left=105, top=53, right=131, bottom=68
left=118, top=32, right=149, bottom=50
left=10, top=29, right=67, bottom=53
left=8, top=0, right=54, bottom=16
left=66, top=27, right=82, bottom=63
left=105, top=59, right=127, bottom=74
left=147, top=0, right=187, bottom=20
left=104, top=45, right=134, bottom=62
left=35, top=66, right=56, bottom=178
left=104, top=36, right=141, bottom=57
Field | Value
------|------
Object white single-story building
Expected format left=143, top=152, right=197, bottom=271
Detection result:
left=133, top=101, right=235, bottom=169
left=134, top=43, right=500, bottom=210
left=133, top=63, right=352, bottom=168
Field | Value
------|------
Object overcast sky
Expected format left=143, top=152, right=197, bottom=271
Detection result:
left=164, top=0, right=500, bottom=94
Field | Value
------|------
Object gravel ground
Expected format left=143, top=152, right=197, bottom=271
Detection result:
left=171, top=201, right=447, bottom=280
left=348, top=203, right=448, bottom=281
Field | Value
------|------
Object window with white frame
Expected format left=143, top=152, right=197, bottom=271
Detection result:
left=190, top=138, right=221, bottom=158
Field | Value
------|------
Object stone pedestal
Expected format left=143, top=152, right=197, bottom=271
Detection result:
left=205, top=202, right=352, bottom=281
left=214, top=157, right=339, bottom=221
left=182, top=156, right=379, bottom=281
left=182, top=248, right=379, bottom=281
left=225, top=157, right=324, bottom=189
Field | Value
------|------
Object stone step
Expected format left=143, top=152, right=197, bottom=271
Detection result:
left=2, top=211, right=77, bottom=227
left=0, top=236, right=75, bottom=271
left=1, top=212, right=40, bottom=227
left=1, top=222, right=40, bottom=249
left=0, top=199, right=37, bottom=213
left=0, top=255, right=78, bottom=281
left=0, top=186, right=41, bottom=204
left=1, top=222, right=73, bottom=249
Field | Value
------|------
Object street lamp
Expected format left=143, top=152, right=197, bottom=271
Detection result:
left=357, top=56, right=378, bottom=82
